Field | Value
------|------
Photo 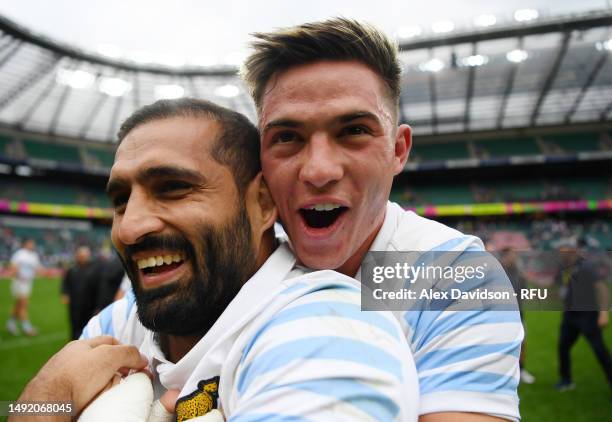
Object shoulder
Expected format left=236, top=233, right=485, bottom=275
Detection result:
left=387, top=203, right=483, bottom=252
left=230, top=270, right=417, bottom=421
left=80, top=291, right=142, bottom=343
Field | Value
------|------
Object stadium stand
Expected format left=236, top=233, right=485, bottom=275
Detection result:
left=22, top=138, right=81, bottom=164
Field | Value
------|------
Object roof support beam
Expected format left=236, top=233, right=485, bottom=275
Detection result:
left=0, top=55, right=61, bottom=113
left=48, top=77, right=73, bottom=135
left=463, top=43, right=477, bottom=131
left=565, top=51, right=609, bottom=123
left=107, top=80, right=125, bottom=142
left=427, top=49, right=439, bottom=134
left=530, top=31, right=571, bottom=126
left=132, top=71, right=140, bottom=111
left=496, top=38, right=523, bottom=129
left=0, top=40, right=22, bottom=71
left=17, top=60, right=69, bottom=128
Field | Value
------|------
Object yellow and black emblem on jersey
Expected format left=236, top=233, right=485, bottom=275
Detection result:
left=175, top=376, right=220, bottom=422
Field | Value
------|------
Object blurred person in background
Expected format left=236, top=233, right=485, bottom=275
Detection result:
left=499, top=246, right=536, bottom=385
left=6, top=238, right=41, bottom=336
left=555, top=237, right=612, bottom=391
left=61, top=245, right=100, bottom=339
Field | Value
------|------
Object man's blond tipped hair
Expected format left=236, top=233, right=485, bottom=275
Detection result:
left=241, top=17, right=401, bottom=117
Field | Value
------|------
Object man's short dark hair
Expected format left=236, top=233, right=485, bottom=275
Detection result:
left=117, top=98, right=260, bottom=194
left=242, top=17, right=401, bottom=120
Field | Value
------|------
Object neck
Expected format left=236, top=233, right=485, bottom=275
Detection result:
left=160, top=333, right=203, bottom=363
left=159, top=233, right=276, bottom=364
left=255, top=230, right=276, bottom=269
left=336, top=211, right=386, bottom=277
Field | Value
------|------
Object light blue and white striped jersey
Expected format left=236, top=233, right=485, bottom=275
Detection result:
left=82, top=243, right=419, bottom=422
left=359, top=202, right=523, bottom=421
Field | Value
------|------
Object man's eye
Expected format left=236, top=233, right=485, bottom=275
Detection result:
left=158, top=181, right=192, bottom=194
left=341, top=125, right=370, bottom=136
left=110, top=195, right=128, bottom=211
left=273, top=131, right=299, bottom=144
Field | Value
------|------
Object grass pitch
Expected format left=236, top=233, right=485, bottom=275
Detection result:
left=0, top=277, right=610, bottom=421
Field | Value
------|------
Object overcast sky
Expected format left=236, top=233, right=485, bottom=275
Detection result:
left=1, top=0, right=610, bottom=65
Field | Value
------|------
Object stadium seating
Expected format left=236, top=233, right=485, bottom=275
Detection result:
left=0, top=134, right=11, bottom=156
left=0, top=178, right=109, bottom=207
left=473, top=137, right=542, bottom=158
left=542, top=132, right=601, bottom=154
left=86, top=147, right=115, bottom=169
left=22, top=138, right=82, bottom=164
left=412, top=141, right=470, bottom=161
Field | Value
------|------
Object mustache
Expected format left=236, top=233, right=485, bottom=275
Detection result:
left=124, top=234, right=193, bottom=263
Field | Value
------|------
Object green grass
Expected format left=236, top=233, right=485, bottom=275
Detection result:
left=0, top=278, right=611, bottom=420
left=0, top=278, right=69, bottom=402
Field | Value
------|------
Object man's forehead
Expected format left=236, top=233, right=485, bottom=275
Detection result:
left=259, top=61, right=392, bottom=126
left=114, top=117, right=220, bottom=167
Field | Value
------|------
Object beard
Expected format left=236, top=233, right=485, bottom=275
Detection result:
left=121, top=204, right=257, bottom=336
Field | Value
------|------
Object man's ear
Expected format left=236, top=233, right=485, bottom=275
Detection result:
left=245, top=172, right=277, bottom=236
left=393, top=124, right=412, bottom=175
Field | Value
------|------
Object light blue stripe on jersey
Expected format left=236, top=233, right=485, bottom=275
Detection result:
left=238, top=337, right=403, bottom=395
left=81, top=325, right=89, bottom=339
left=241, top=301, right=400, bottom=363
left=259, top=378, right=400, bottom=422
left=419, top=370, right=519, bottom=395
left=278, top=282, right=309, bottom=295
left=125, top=290, right=136, bottom=319
left=230, top=414, right=309, bottom=422
left=98, top=303, right=115, bottom=338
left=406, top=310, right=521, bottom=350
left=417, top=341, right=521, bottom=371
left=431, top=235, right=482, bottom=252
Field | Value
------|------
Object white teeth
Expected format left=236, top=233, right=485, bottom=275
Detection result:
left=136, top=254, right=184, bottom=270
left=308, top=203, right=342, bottom=211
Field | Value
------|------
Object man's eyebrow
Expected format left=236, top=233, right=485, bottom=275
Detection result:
left=105, top=166, right=204, bottom=196
left=335, top=111, right=381, bottom=124
left=137, top=166, right=203, bottom=183
left=263, top=119, right=302, bottom=132
left=263, top=111, right=382, bottom=133
left=105, top=178, right=127, bottom=197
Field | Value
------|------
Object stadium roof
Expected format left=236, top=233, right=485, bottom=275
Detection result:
left=0, top=10, right=611, bottom=142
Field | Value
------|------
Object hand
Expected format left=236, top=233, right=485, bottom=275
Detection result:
left=598, top=311, right=609, bottom=328
left=16, top=336, right=148, bottom=415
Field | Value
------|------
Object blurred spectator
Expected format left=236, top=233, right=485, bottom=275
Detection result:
left=61, top=246, right=101, bottom=340
left=6, top=238, right=41, bottom=336
left=498, top=246, right=536, bottom=385
left=555, top=237, right=612, bottom=391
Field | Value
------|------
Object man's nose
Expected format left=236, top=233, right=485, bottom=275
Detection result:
left=298, top=134, right=344, bottom=189
left=115, top=191, right=164, bottom=245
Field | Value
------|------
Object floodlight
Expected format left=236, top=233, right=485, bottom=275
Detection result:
left=56, top=68, right=95, bottom=89
left=474, top=14, right=497, bottom=27
left=514, top=9, right=539, bottom=22
left=506, top=49, right=529, bottom=63
left=396, top=26, right=422, bottom=39
left=419, top=58, right=445, bottom=72
left=461, top=54, right=489, bottom=67
left=215, top=84, right=240, bottom=98
left=99, top=77, right=132, bottom=97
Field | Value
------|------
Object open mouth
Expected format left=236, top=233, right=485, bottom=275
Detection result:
left=137, top=254, right=185, bottom=276
left=299, top=204, right=348, bottom=229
